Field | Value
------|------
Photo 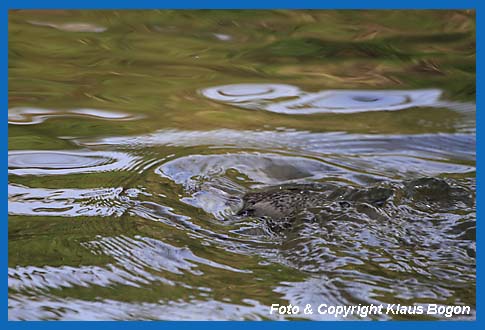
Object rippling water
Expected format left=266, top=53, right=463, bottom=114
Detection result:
left=8, top=10, right=475, bottom=320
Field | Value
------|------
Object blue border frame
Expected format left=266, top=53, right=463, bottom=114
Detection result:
left=0, top=0, right=480, bottom=9
left=4, top=0, right=480, bottom=328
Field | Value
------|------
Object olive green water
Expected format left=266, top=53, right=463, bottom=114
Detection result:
left=8, top=10, right=476, bottom=320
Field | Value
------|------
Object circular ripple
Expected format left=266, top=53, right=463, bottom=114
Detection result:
left=265, top=89, right=443, bottom=114
left=200, top=83, right=301, bottom=103
left=8, top=150, right=140, bottom=176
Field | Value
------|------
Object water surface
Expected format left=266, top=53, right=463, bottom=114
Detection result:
left=8, top=10, right=476, bottom=320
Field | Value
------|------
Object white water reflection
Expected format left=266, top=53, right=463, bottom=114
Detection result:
left=79, top=129, right=475, bottom=161
left=200, top=83, right=475, bottom=115
left=8, top=184, right=130, bottom=217
left=273, top=276, right=357, bottom=320
left=8, top=295, right=275, bottom=321
left=9, top=235, right=247, bottom=294
left=9, top=150, right=141, bottom=176
left=9, top=234, right=250, bottom=320
left=84, top=235, right=247, bottom=275
left=335, top=154, right=476, bottom=177
left=9, top=264, right=145, bottom=291
left=8, top=107, right=139, bottom=125
left=7, top=183, right=195, bottom=224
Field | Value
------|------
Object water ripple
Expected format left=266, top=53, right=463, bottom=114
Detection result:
left=201, top=83, right=300, bottom=104
left=77, top=129, right=475, bottom=162
left=8, top=184, right=130, bottom=217
left=8, top=107, right=140, bottom=125
left=8, top=295, right=274, bottom=321
left=9, top=264, right=145, bottom=292
left=8, top=150, right=141, bottom=176
left=9, top=235, right=246, bottom=293
left=267, top=89, right=442, bottom=114
left=84, top=235, right=248, bottom=275
left=200, top=84, right=475, bottom=115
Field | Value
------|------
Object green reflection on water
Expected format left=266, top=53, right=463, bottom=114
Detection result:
left=8, top=10, right=475, bottom=320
